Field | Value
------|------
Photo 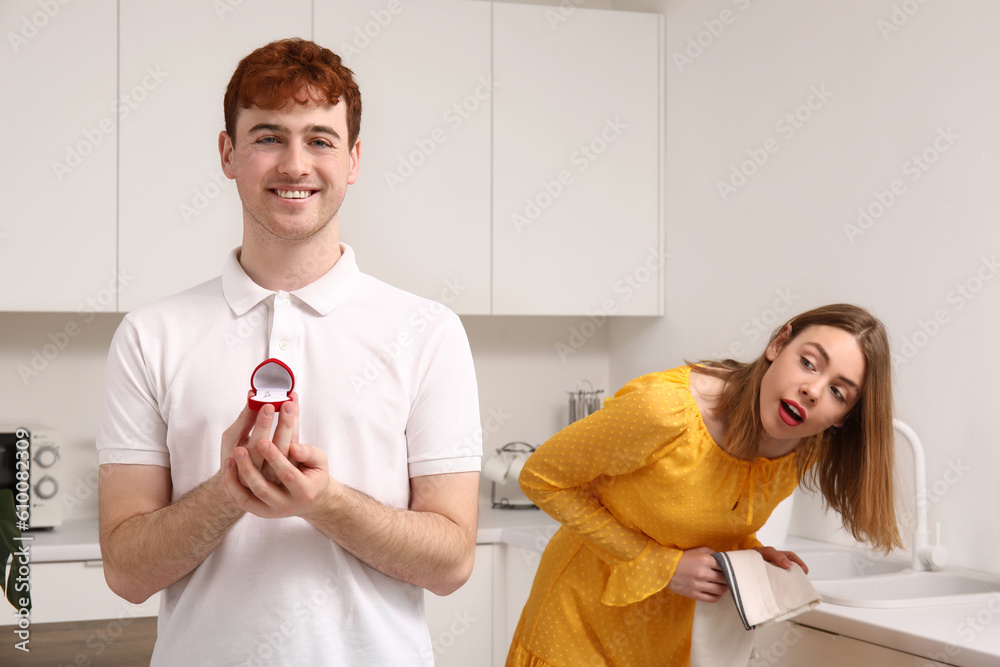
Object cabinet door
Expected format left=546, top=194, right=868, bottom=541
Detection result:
left=751, top=623, right=914, bottom=667
left=315, top=0, right=492, bottom=314
left=493, top=4, right=663, bottom=316
left=424, top=543, right=494, bottom=667
left=0, top=560, right=158, bottom=626
left=0, top=1, right=118, bottom=312
left=500, top=545, right=544, bottom=665
left=118, top=0, right=311, bottom=311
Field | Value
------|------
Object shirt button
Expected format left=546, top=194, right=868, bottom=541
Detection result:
left=279, top=341, right=289, bottom=350
left=281, top=299, right=291, bottom=307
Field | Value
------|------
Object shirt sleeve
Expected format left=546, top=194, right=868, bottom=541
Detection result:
left=95, top=315, right=170, bottom=468
left=518, top=370, right=696, bottom=606
left=404, top=308, right=482, bottom=477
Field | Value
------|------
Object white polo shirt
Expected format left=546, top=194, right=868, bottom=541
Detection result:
left=96, top=245, right=482, bottom=667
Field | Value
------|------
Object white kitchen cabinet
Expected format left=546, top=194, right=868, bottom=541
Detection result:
left=751, top=622, right=944, bottom=667
left=497, top=544, right=544, bottom=664
left=315, top=0, right=493, bottom=315
left=0, top=560, right=158, bottom=626
left=117, top=0, right=311, bottom=311
left=5, top=1, right=662, bottom=316
left=492, top=3, right=663, bottom=316
left=0, top=0, right=118, bottom=312
left=321, top=0, right=662, bottom=317
left=425, top=543, right=495, bottom=667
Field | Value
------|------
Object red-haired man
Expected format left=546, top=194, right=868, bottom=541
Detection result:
left=96, top=38, right=481, bottom=666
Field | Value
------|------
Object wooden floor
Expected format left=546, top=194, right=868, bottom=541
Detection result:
left=0, top=616, right=157, bottom=666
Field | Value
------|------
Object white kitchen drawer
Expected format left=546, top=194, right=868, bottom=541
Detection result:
left=0, top=560, right=158, bottom=626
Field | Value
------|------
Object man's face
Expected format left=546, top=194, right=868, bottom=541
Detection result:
left=220, top=98, right=359, bottom=245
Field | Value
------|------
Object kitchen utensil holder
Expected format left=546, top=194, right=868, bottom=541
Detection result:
left=490, top=441, right=539, bottom=510
left=568, top=380, right=604, bottom=424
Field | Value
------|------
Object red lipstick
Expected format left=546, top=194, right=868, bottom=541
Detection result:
left=779, top=399, right=806, bottom=426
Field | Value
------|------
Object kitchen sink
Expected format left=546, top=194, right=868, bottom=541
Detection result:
left=799, top=549, right=909, bottom=580
left=812, top=571, right=1000, bottom=608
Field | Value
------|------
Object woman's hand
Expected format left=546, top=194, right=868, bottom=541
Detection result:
left=668, top=546, right=729, bottom=602
left=753, top=545, right=809, bottom=574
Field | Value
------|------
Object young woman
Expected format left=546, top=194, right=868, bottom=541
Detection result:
left=506, top=304, right=901, bottom=666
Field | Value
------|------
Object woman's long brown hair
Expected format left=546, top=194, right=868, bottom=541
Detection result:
left=692, top=303, right=902, bottom=552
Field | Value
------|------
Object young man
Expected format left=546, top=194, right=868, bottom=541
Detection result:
left=96, top=39, right=482, bottom=666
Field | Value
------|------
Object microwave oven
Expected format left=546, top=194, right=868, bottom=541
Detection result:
left=0, top=425, right=62, bottom=529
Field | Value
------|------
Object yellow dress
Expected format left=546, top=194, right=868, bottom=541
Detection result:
left=506, top=366, right=800, bottom=667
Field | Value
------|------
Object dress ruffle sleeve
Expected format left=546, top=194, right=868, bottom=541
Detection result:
left=518, top=370, right=695, bottom=606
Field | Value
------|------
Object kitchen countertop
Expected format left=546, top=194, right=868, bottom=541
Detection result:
left=29, top=511, right=1000, bottom=667
left=778, top=539, right=1000, bottom=667
left=29, top=508, right=563, bottom=563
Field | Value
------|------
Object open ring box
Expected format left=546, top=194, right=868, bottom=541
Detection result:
left=249, top=358, right=295, bottom=411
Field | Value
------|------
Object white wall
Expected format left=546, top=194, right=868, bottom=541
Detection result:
left=610, top=0, right=1000, bottom=574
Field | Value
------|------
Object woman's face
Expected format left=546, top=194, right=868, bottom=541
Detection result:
left=759, top=324, right=866, bottom=443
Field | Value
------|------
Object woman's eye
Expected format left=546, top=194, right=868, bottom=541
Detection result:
left=800, top=357, right=815, bottom=371
left=831, top=387, right=845, bottom=401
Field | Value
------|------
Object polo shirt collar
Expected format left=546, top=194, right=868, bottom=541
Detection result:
left=222, top=244, right=361, bottom=317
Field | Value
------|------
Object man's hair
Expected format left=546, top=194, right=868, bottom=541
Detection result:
left=224, top=38, right=361, bottom=146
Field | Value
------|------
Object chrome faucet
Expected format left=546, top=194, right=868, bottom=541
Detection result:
left=893, top=419, right=948, bottom=571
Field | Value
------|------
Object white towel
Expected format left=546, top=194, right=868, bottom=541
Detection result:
left=689, top=550, right=820, bottom=667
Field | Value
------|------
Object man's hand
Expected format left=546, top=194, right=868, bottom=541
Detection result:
left=220, top=393, right=274, bottom=478
left=220, top=392, right=300, bottom=486
left=223, top=397, right=329, bottom=518
left=224, top=437, right=332, bottom=519
left=668, top=546, right=729, bottom=602
left=248, top=394, right=300, bottom=485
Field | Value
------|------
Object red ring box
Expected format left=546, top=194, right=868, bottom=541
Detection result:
left=249, top=358, right=295, bottom=411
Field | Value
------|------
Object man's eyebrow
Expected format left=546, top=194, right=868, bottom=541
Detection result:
left=247, top=122, right=287, bottom=134
left=246, top=123, right=341, bottom=139
left=805, top=342, right=860, bottom=391
left=309, top=124, right=340, bottom=138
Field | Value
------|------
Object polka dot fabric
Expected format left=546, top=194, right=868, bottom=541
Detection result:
left=507, top=366, right=800, bottom=666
